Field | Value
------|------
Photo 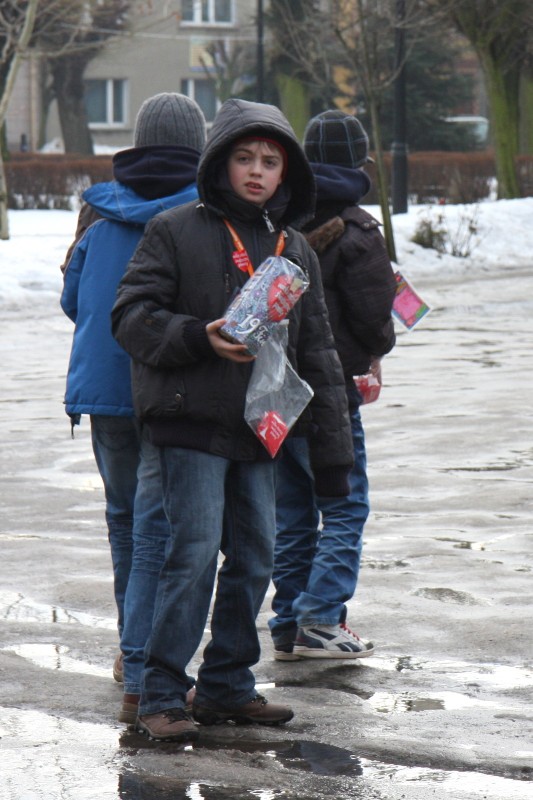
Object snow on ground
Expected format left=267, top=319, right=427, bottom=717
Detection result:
left=1, top=198, right=533, bottom=312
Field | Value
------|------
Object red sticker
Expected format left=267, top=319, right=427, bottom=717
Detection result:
left=232, top=250, right=251, bottom=272
left=256, top=410, right=289, bottom=457
left=267, top=275, right=303, bottom=321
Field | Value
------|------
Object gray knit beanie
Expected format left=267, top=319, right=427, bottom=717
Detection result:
left=303, top=109, right=373, bottom=169
left=133, top=92, right=206, bottom=151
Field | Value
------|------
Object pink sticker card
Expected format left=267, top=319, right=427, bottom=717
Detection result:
left=392, top=270, right=431, bottom=330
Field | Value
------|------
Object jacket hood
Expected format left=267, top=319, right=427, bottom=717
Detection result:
left=82, top=163, right=198, bottom=226
left=197, top=98, right=316, bottom=229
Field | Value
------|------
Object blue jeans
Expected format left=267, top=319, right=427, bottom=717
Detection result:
left=91, top=415, right=139, bottom=637
left=269, top=408, right=369, bottom=641
left=139, top=448, right=276, bottom=716
left=120, top=436, right=169, bottom=695
left=90, top=417, right=169, bottom=692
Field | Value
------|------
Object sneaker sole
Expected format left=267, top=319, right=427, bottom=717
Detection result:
left=193, top=708, right=294, bottom=726
left=293, top=646, right=375, bottom=659
left=273, top=650, right=302, bottom=662
left=135, top=718, right=200, bottom=743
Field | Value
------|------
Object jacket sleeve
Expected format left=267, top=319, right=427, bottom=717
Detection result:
left=111, top=214, right=206, bottom=368
left=337, top=212, right=396, bottom=357
left=292, top=239, right=354, bottom=493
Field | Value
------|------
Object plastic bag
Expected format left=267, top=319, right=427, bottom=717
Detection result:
left=219, top=255, right=310, bottom=356
left=353, top=372, right=381, bottom=404
left=245, top=323, right=314, bottom=457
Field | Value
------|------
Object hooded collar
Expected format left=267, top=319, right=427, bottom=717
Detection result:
left=112, top=144, right=200, bottom=200
left=197, top=98, right=316, bottom=230
left=311, top=162, right=371, bottom=206
left=304, top=163, right=371, bottom=229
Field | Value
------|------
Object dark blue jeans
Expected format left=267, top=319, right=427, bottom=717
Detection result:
left=139, top=448, right=276, bottom=716
left=91, top=417, right=169, bottom=693
left=269, top=408, right=369, bottom=642
left=120, top=436, right=169, bottom=695
left=90, top=415, right=139, bottom=637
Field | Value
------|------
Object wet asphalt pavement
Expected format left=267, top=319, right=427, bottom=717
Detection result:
left=0, top=252, right=532, bottom=799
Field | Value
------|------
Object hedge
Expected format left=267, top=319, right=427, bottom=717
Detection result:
left=4, top=153, right=113, bottom=210
left=3, top=150, right=533, bottom=209
left=364, top=150, right=532, bottom=204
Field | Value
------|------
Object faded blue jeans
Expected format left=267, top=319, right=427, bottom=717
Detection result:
left=120, top=436, right=169, bottom=695
left=269, top=408, right=369, bottom=644
left=139, top=448, right=276, bottom=716
left=90, top=416, right=169, bottom=694
left=90, top=415, right=138, bottom=637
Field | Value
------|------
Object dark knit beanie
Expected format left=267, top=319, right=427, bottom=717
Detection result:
left=133, top=92, right=206, bottom=151
left=303, top=110, right=373, bottom=169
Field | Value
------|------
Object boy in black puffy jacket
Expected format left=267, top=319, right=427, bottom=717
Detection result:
left=112, top=98, right=353, bottom=744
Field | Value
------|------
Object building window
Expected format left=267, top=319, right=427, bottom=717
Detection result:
left=181, top=79, right=219, bottom=123
left=182, top=0, right=232, bottom=25
left=85, top=79, right=127, bottom=126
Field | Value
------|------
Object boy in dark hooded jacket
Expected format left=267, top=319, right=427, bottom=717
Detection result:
left=112, top=98, right=353, bottom=744
left=270, top=110, right=396, bottom=661
left=60, top=93, right=206, bottom=719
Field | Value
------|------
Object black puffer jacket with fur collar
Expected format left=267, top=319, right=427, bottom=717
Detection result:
left=305, top=205, right=396, bottom=384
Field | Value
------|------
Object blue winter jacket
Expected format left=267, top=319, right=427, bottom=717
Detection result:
left=61, top=146, right=199, bottom=421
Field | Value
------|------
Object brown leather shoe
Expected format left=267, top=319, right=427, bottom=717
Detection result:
left=192, top=694, right=294, bottom=726
left=136, top=708, right=199, bottom=743
left=119, top=688, right=196, bottom=726
left=118, top=693, right=139, bottom=726
left=113, top=652, right=123, bottom=683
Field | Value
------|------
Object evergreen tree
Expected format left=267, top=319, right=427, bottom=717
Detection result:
left=366, top=34, right=477, bottom=151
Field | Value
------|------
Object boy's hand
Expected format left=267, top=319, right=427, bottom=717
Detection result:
left=206, top=319, right=256, bottom=363
left=369, top=357, right=382, bottom=385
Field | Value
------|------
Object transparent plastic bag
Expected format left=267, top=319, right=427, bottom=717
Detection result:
left=219, top=255, right=310, bottom=355
left=353, top=371, right=381, bottom=404
left=245, top=323, right=314, bottom=457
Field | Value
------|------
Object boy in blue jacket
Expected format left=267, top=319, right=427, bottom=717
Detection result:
left=60, top=93, right=206, bottom=723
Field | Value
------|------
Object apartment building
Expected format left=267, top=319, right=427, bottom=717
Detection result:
left=6, top=0, right=258, bottom=153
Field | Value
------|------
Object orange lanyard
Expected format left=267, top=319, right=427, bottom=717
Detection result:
left=224, top=219, right=285, bottom=277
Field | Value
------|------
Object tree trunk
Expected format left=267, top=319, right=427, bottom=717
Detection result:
left=481, top=54, right=520, bottom=198
left=519, top=71, right=533, bottom=155
left=50, top=55, right=94, bottom=155
left=368, top=95, right=397, bottom=264
left=275, top=73, right=311, bottom=141
left=355, top=0, right=397, bottom=262
left=0, top=155, right=9, bottom=241
left=0, top=0, right=40, bottom=238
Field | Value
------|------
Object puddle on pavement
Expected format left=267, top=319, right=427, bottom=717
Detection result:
left=365, top=690, right=497, bottom=713
left=436, top=531, right=522, bottom=552
left=118, top=776, right=287, bottom=799
left=0, top=589, right=115, bottom=629
left=366, top=655, right=533, bottom=690
left=389, top=656, right=533, bottom=689
left=276, top=654, right=533, bottom=686
left=1, top=707, right=532, bottom=800
left=2, top=643, right=110, bottom=678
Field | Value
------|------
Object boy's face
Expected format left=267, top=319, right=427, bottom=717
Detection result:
left=228, top=140, right=285, bottom=207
